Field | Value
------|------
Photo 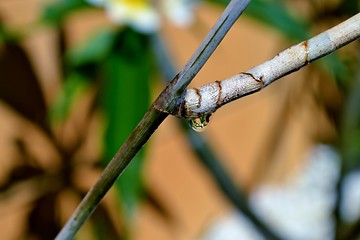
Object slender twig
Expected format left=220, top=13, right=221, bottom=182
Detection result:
left=55, top=1, right=251, bottom=239
left=151, top=33, right=283, bottom=240
left=169, top=13, right=360, bottom=119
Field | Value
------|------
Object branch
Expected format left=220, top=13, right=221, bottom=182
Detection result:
left=55, top=1, right=251, bottom=239
left=169, top=13, right=360, bottom=120
left=151, top=34, right=283, bottom=240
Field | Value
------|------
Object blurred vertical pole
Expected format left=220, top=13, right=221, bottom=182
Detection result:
left=337, top=49, right=360, bottom=240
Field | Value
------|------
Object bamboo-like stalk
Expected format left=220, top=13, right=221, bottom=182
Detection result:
left=55, top=1, right=251, bottom=239
left=170, top=13, right=360, bottom=119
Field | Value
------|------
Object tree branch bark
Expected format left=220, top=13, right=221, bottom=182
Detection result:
left=170, top=13, right=360, bottom=119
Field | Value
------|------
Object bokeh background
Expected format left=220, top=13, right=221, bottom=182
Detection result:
left=0, top=0, right=359, bottom=239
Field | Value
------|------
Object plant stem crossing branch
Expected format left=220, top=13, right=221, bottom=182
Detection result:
left=170, top=13, right=360, bottom=119
left=55, top=0, right=251, bottom=239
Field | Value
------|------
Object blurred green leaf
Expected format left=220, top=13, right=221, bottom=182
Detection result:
left=0, top=22, right=20, bottom=43
left=92, top=204, right=123, bottom=239
left=207, top=0, right=310, bottom=40
left=100, top=28, right=152, bottom=220
left=246, top=0, right=310, bottom=40
left=48, top=73, right=89, bottom=123
left=342, top=67, right=360, bottom=171
left=208, top=0, right=352, bottom=87
left=338, top=0, right=360, bottom=16
left=42, top=0, right=88, bottom=25
left=320, top=53, right=352, bottom=87
left=51, top=29, right=118, bottom=124
left=67, top=29, right=117, bottom=70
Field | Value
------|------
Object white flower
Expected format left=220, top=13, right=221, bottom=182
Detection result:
left=162, top=0, right=197, bottom=27
left=87, top=0, right=198, bottom=33
left=201, top=212, right=264, bottom=240
left=249, top=145, right=340, bottom=240
left=105, top=0, right=159, bottom=34
left=340, top=171, right=360, bottom=222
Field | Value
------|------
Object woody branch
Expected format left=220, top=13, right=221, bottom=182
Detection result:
left=168, top=13, right=360, bottom=119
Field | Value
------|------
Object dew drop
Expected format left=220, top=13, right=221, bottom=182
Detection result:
left=188, top=114, right=212, bottom=132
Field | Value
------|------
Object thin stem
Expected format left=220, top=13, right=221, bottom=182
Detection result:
left=170, top=13, right=360, bottom=119
left=56, top=109, right=167, bottom=240
left=55, top=1, right=251, bottom=239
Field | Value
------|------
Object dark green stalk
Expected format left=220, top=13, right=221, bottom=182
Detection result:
left=55, top=1, right=251, bottom=239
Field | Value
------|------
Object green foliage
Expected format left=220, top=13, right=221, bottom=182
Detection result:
left=321, top=54, right=352, bottom=87
left=99, top=28, right=152, bottom=219
left=207, top=0, right=310, bottom=40
left=0, top=23, right=20, bottom=43
left=55, top=27, right=152, bottom=221
left=50, top=29, right=118, bottom=122
left=338, top=0, right=360, bottom=16
left=67, top=29, right=117, bottom=68
left=42, top=0, right=89, bottom=25
left=52, top=27, right=152, bottom=221
left=207, top=0, right=353, bottom=87
left=342, top=71, right=360, bottom=171
left=246, top=0, right=310, bottom=40
left=48, top=73, right=89, bottom=122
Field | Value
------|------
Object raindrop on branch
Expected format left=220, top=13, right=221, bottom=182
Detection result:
left=188, top=114, right=212, bottom=132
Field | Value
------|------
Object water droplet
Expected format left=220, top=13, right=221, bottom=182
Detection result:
left=188, top=114, right=212, bottom=132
